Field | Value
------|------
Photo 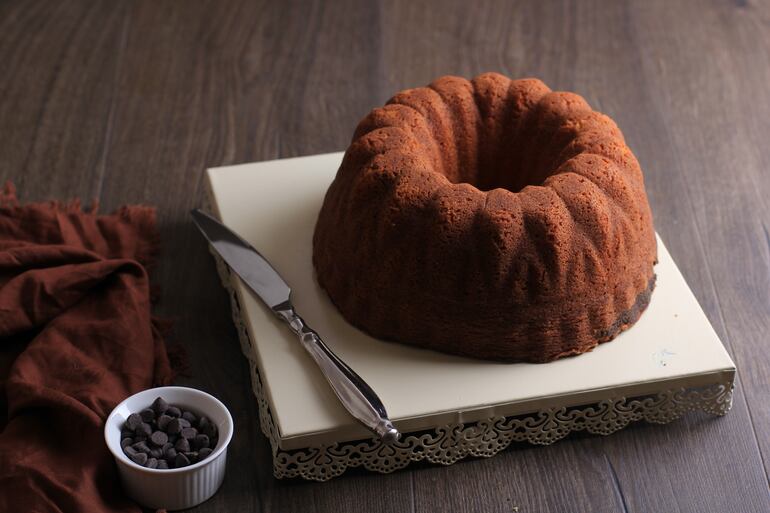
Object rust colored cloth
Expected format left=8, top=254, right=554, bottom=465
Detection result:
left=0, top=185, right=173, bottom=512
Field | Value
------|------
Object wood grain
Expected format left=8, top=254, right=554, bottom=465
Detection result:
left=1, top=1, right=768, bottom=512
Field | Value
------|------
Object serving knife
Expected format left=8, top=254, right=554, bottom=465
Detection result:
left=191, top=209, right=400, bottom=443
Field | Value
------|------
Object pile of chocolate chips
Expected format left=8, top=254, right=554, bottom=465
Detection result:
left=120, top=397, right=218, bottom=469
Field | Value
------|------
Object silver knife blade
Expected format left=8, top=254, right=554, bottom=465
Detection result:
left=190, top=209, right=291, bottom=309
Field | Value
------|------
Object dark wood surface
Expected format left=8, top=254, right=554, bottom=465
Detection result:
left=1, top=1, right=769, bottom=511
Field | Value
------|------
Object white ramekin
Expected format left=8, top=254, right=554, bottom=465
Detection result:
left=104, top=386, right=234, bottom=511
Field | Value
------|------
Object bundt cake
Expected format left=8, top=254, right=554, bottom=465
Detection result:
left=312, top=72, right=657, bottom=363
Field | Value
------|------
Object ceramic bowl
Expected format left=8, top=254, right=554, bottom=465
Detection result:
left=104, top=386, right=234, bottom=510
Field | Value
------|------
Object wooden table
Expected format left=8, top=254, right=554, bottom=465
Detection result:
left=2, top=1, right=768, bottom=511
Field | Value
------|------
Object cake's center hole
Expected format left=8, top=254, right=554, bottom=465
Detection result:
left=439, top=131, right=564, bottom=193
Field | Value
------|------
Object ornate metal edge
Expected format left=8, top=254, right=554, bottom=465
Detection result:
left=203, top=191, right=734, bottom=482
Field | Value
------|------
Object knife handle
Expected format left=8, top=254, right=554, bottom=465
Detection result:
left=273, top=301, right=400, bottom=444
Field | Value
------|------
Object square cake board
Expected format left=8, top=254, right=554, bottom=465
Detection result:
left=204, top=152, right=736, bottom=481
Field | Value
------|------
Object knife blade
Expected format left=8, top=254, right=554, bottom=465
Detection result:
left=191, top=209, right=399, bottom=443
left=190, top=208, right=290, bottom=308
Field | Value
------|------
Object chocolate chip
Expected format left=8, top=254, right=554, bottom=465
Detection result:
left=125, top=413, right=142, bottom=431
left=157, top=459, right=168, bottom=469
left=174, top=453, right=190, bottom=468
left=157, top=414, right=172, bottom=431
left=130, top=452, right=147, bottom=466
left=132, top=441, right=150, bottom=454
left=151, top=396, right=169, bottom=415
left=193, top=434, right=209, bottom=450
left=201, top=420, right=217, bottom=439
left=136, top=422, right=152, bottom=438
left=178, top=418, right=191, bottom=429
left=166, top=406, right=181, bottom=418
left=180, top=427, right=197, bottom=440
left=139, top=408, right=155, bottom=423
left=124, top=445, right=137, bottom=456
left=150, top=431, right=168, bottom=447
left=146, top=457, right=158, bottom=469
left=167, top=418, right=182, bottom=435
left=210, top=437, right=218, bottom=449
left=120, top=437, right=133, bottom=449
left=165, top=447, right=177, bottom=461
left=198, top=447, right=213, bottom=460
left=149, top=447, right=163, bottom=459
left=121, top=429, right=134, bottom=440
left=181, top=411, right=197, bottom=424
left=174, top=438, right=190, bottom=453
left=184, top=451, right=198, bottom=464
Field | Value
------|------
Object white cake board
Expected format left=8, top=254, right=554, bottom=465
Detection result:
left=204, top=152, right=735, bottom=481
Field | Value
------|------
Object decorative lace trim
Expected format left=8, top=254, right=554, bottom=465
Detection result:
left=272, top=382, right=732, bottom=481
left=203, top=199, right=734, bottom=482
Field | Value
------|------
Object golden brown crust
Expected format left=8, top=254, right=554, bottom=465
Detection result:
left=313, top=73, right=657, bottom=362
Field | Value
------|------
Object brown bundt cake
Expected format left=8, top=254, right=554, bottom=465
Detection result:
left=312, top=73, right=657, bottom=363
